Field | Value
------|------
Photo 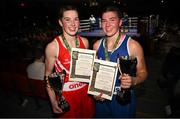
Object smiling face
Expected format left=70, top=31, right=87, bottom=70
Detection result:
left=101, top=11, right=122, bottom=37
left=59, top=10, right=80, bottom=36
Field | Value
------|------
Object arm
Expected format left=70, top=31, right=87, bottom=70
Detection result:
left=120, top=38, right=148, bottom=89
left=130, top=39, right=148, bottom=86
left=45, top=40, right=62, bottom=113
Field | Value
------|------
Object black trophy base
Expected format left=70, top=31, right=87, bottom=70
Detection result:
left=116, top=89, right=131, bottom=105
left=58, top=96, right=70, bottom=112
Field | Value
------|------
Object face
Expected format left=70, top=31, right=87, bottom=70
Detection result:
left=59, top=10, right=80, bottom=36
left=101, top=11, right=122, bottom=37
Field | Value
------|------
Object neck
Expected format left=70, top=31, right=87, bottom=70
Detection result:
left=63, top=33, right=77, bottom=41
left=105, top=32, right=121, bottom=50
left=61, top=33, right=79, bottom=51
left=106, top=32, right=120, bottom=42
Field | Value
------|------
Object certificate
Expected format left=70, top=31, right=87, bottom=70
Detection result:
left=88, top=59, right=118, bottom=100
left=69, top=48, right=96, bottom=83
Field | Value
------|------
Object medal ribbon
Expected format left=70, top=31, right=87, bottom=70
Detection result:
left=104, top=34, right=121, bottom=61
left=62, top=35, right=79, bottom=54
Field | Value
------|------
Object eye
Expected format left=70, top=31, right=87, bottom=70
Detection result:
left=63, top=17, right=71, bottom=22
left=75, top=17, right=79, bottom=21
left=110, top=18, right=116, bottom=22
left=65, top=18, right=70, bottom=22
left=102, top=19, right=106, bottom=23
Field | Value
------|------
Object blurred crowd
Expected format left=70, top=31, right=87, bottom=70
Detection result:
left=0, top=18, right=61, bottom=62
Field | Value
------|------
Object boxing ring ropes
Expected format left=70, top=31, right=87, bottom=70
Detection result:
left=79, top=15, right=159, bottom=38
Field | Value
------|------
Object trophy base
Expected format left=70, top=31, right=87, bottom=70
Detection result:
left=116, top=89, right=131, bottom=105
left=58, top=96, right=70, bottom=112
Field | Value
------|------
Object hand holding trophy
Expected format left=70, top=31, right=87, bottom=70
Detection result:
left=47, top=70, right=70, bottom=112
left=116, top=55, right=137, bottom=105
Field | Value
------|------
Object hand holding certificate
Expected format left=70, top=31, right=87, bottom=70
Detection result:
left=69, top=48, right=96, bottom=83
left=88, top=59, right=118, bottom=100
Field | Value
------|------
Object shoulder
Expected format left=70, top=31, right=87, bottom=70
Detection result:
left=80, top=36, right=88, bottom=42
left=93, top=39, right=102, bottom=50
left=128, top=37, right=142, bottom=49
left=46, top=39, right=57, bottom=51
left=26, top=63, right=34, bottom=72
left=128, top=37, right=144, bottom=56
left=79, top=36, right=89, bottom=48
left=45, top=38, right=58, bottom=56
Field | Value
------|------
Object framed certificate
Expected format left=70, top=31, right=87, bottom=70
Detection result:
left=69, top=48, right=96, bottom=83
left=88, top=59, right=118, bottom=100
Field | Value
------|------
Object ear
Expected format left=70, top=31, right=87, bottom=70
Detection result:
left=58, top=19, right=63, bottom=27
left=119, top=19, right=123, bottom=27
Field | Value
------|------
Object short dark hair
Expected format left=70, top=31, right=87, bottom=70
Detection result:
left=101, top=5, right=122, bottom=19
left=58, top=5, right=78, bottom=20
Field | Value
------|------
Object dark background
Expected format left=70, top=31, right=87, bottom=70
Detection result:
left=0, top=0, right=179, bottom=26
left=0, top=1, right=180, bottom=118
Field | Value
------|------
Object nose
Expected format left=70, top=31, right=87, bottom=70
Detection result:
left=70, top=20, right=75, bottom=26
left=105, top=21, right=111, bottom=27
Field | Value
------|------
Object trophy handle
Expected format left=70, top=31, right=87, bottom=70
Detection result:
left=117, top=57, right=122, bottom=75
left=117, top=57, right=123, bottom=93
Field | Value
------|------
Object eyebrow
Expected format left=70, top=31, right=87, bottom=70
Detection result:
left=102, top=17, right=117, bottom=20
left=63, top=16, right=79, bottom=19
left=63, top=17, right=70, bottom=19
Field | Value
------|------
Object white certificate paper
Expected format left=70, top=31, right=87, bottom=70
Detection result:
left=69, top=48, right=96, bottom=83
left=88, top=59, right=118, bottom=100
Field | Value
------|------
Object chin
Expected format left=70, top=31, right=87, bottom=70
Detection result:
left=105, top=33, right=114, bottom=37
left=69, top=33, right=77, bottom=36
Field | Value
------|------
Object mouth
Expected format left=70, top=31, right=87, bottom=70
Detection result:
left=69, top=27, right=77, bottom=32
left=105, top=28, right=112, bottom=32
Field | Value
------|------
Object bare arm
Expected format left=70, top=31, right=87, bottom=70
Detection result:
left=45, top=40, right=62, bottom=113
left=120, top=38, right=148, bottom=89
left=45, top=41, right=57, bottom=77
left=129, top=39, right=148, bottom=86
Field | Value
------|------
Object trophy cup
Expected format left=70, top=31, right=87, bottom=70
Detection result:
left=116, top=56, right=137, bottom=105
left=48, top=70, right=70, bottom=112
